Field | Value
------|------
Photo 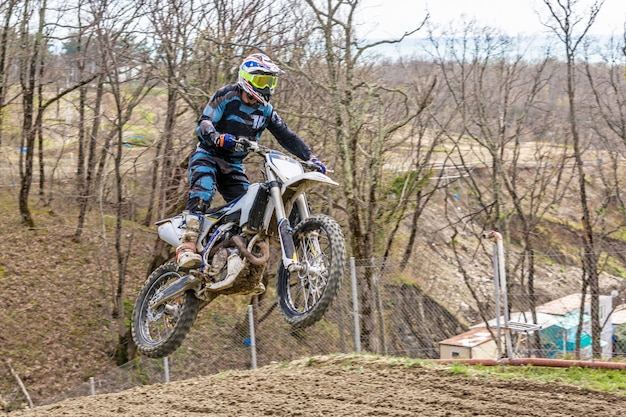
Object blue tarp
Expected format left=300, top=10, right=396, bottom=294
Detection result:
left=542, top=312, right=594, bottom=353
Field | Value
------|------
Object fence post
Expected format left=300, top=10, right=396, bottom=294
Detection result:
left=493, top=245, right=503, bottom=359
left=248, top=304, right=258, bottom=369
left=495, top=234, right=514, bottom=359
left=373, top=258, right=388, bottom=355
left=163, top=357, right=170, bottom=383
left=486, top=231, right=514, bottom=359
left=89, top=377, right=95, bottom=396
left=350, top=257, right=361, bottom=354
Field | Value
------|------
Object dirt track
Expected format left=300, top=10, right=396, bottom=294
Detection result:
left=3, top=355, right=626, bottom=417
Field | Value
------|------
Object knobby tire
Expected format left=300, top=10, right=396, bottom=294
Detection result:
left=131, top=262, right=199, bottom=358
left=276, top=214, right=346, bottom=328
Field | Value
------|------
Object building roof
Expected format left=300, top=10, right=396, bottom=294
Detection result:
left=553, top=311, right=590, bottom=330
left=474, top=311, right=560, bottom=330
left=536, top=293, right=613, bottom=316
left=439, top=327, right=497, bottom=348
left=536, top=293, right=591, bottom=316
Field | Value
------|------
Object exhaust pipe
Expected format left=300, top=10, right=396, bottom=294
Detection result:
left=232, top=235, right=269, bottom=266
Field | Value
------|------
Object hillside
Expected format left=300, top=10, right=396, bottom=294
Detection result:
left=0, top=188, right=155, bottom=407
left=2, top=143, right=626, bottom=411
left=2, top=355, right=626, bottom=417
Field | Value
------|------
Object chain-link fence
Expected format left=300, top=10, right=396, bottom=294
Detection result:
left=33, top=256, right=626, bottom=407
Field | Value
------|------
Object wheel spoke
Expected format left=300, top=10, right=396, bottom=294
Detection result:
left=287, top=227, right=332, bottom=313
left=132, top=262, right=200, bottom=357
left=276, top=215, right=345, bottom=328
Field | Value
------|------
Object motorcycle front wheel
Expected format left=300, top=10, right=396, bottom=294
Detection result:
left=276, top=214, right=346, bottom=328
left=131, top=261, right=199, bottom=358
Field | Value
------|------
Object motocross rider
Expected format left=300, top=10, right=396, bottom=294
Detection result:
left=177, top=53, right=327, bottom=269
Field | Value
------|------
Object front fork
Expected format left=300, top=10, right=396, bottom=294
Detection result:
left=269, top=181, right=306, bottom=273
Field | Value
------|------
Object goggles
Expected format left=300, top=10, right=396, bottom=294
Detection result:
left=241, top=72, right=277, bottom=90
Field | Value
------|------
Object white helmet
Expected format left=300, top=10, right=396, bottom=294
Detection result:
left=238, top=53, right=283, bottom=105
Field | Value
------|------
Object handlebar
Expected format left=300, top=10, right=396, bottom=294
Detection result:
left=233, top=137, right=263, bottom=153
left=235, top=137, right=332, bottom=174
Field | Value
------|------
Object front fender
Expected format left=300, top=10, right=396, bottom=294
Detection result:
left=280, top=172, right=338, bottom=221
left=282, top=172, right=339, bottom=190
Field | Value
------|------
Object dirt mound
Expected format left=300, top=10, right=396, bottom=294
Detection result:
left=3, top=355, right=625, bottom=417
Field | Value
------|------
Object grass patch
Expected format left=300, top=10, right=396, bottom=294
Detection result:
left=438, top=363, right=626, bottom=394
left=599, top=253, right=626, bottom=279
left=273, top=353, right=626, bottom=394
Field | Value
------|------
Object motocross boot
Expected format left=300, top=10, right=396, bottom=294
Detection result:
left=176, top=212, right=202, bottom=269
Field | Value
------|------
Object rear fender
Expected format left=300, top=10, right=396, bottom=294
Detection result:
left=156, top=214, right=217, bottom=250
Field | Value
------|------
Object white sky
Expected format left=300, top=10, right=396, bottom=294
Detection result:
left=357, top=0, right=626, bottom=38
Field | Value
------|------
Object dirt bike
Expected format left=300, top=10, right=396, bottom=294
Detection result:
left=131, top=138, right=346, bottom=358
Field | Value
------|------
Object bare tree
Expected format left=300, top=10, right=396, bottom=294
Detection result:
left=541, top=0, right=605, bottom=358
left=140, top=0, right=202, bottom=227
left=383, top=60, right=446, bottom=269
left=76, top=0, right=157, bottom=364
left=15, top=0, right=100, bottom=226
left=424, top=20, right=582, bottom=354
left=17, top=0, right=45, bottom=227
left=0, top=0, right=20, bottom=146
left=177, top=0, right=288, bottom=114
left=295, top=0, right=431, bottom=352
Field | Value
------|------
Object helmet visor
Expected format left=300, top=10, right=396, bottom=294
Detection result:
left=241, top=72, right=277, bottom=90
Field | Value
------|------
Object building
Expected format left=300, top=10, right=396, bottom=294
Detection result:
left=537, top=293, right=613, bottom=359
left=439, top=293, right=615, bottom=360
left=611, top=304, right=626, bottom=357
left=439, top=327, right=502, bottom=359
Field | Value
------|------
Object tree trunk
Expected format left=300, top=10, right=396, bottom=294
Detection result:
left=74, top=76, right=104, bottom=242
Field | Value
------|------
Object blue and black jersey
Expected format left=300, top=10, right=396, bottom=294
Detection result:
left=196, top=84, right=313, bottom=161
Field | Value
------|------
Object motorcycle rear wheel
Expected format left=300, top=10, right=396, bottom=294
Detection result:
left=131, top=261, right=199, bottom=358
left=276, top=214, right=346, bottom=328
